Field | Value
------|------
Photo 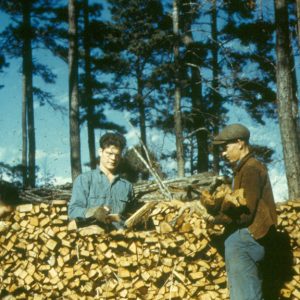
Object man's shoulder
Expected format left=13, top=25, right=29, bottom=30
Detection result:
left=118, top=176, right=133, bottom=187
left=243, top=156, right=267, bottom=173
left=75, top=169, right=99, bottom=182
left=247, top=156, right=265, bottom=166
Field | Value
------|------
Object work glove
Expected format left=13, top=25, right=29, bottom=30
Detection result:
left=85, top=205, right=111, bottom=223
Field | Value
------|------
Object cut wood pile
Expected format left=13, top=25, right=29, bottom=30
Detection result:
left=0, top=182, right=299, bottom=299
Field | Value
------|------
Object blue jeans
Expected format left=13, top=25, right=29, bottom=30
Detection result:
left=225, top=228, right=265, bottom=300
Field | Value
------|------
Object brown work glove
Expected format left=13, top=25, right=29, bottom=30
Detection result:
left=85, top=205, right=111, bottom=223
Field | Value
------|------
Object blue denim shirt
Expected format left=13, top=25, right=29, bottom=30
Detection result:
left=68, top=169, right=133, bottom=222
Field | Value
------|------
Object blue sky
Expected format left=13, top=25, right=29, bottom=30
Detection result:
left=0, top=7, right=289, bottom=202
left=0, top=51, right=288, bottom=201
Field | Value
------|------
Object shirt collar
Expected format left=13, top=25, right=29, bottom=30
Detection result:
left=98, top=168, right=120, bottom=182
left=233, top=151, right=254, bottom=173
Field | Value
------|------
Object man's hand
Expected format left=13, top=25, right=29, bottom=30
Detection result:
left=170, top=200, right=213, bottom=227
left=203, top=214, right=215, bottom=224
left=85, top=205, right=111, bottom=223
left=187, top=200, right=207, bottom=217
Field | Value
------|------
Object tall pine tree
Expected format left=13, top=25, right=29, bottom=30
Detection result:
left=0, top=0, right=58, bottom=187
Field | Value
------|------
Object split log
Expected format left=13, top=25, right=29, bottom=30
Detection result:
left=125, top=200, right=158, bottom=228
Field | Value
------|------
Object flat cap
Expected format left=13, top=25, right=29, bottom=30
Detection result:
left=213, top=123, right=250, bottom=145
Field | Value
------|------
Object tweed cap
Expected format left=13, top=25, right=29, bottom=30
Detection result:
left=213, top=123, right=250, bottom=145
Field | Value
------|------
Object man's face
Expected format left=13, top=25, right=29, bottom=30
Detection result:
left=221, top=140, right=243, bottom=163
left=99, top=145, right=122, bottom=172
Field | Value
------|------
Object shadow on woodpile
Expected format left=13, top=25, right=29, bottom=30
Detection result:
left=261, top=228, right=294, bottom=300
left=209, top=226, right=295, bottom=300
left=0, top=180, right=20, bottom=206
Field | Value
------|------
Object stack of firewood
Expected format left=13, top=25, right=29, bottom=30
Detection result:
left=0, top=195, right=299, bottom=299
left=275, top=200, right=300, bottom=299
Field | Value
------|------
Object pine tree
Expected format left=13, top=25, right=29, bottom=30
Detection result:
left=173, top=0, right=185, bottom=176
left=38, top=1, right=125, bottom=171
left=96, top=0, right=173, bottom=177
left=296, top=0, right=300, bottom=50
left=274, top=0, right=300, bottom=199
left=82, top=0, right=96, bottom=169
left=68, top=0, right=82, bottom=181
left=102, top=1, right=171, bottom=139
left=78, top=1, right=126, bottom=168
left=0, top=0, right=58, bottom=187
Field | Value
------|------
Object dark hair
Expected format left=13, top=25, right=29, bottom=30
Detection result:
left=0, top=181, right=20, bottom=206
left=99, top=132, right=126, bottom=151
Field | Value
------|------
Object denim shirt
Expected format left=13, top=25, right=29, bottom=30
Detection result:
left=68, top=169, right=133, bottom=222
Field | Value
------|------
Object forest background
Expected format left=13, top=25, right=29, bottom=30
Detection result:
left=0, top=0, right=299, bottom=202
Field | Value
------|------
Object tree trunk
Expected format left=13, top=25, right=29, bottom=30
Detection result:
left=136, top=75, right=149, bottom=180
left=22, top=70, right=28, bottom=187
left=296, top=0, right=300, bottom=50
left=136, top=76, right=147, bottom=149
left=173, top=0, right=185, bottom=177
left=69, top=0, right=82, bottom=181
left=211, top=0, right=221, bottom=174
left=181, top=0, right=208, bottom=173
left=190, top=68, right=208, bottom=173
left=22, top=0, right=35, bottom=188
left=83, top=0, right=96, bottom=169
left=274, top=0, right=300, bottom=199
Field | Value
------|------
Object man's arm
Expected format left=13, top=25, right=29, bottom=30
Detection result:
left=235, top=165, right=262, bottom=227
left=119, top=183, right=135, bottom=219
left=68, top=175, right=89, bottom=219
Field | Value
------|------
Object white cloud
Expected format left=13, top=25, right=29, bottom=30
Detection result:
left=160, top=158, right=177, bottom=177
left=123, top=111, right=131, bottom=120
left=0, top=147, right=6, bottom=160
left=269, top=167, right=288, bottom=202
left=125, top=129, right=139, bottom=146
left=34, top=102, right=40, bottom=110
left=0, top=146, right=21, bottom=165
left=56, top=93, right=68, bottom=105
left=150, top=132, right=161, bottom=143
left=53, top=176, right=71, bottom=185
left=0, top=173, right=10, bottom=181
left=36, top=170, right=71, bottom=187
left=35, top=149, right=47, bottom=160
left=35, top=148, right=69, bottom=162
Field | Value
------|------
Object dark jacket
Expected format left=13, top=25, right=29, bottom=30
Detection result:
left=215, top=153, right=277, bottom=240
left=233, top=152, right=277, bottom=240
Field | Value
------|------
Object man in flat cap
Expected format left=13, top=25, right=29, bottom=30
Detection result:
left=212, top=123, right=277, bottom=300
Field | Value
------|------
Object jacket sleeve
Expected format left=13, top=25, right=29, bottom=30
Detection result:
left=212, top=213, right=234, bottom=225
left=236, top=165, right=262, bottom=227
left=68, top=175, right=90, bottom=219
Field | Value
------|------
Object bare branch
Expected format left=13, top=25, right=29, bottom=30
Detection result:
left=126, top=119, right=173, bottom=201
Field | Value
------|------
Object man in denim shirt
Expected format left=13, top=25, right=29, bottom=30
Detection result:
left=68, top=132, right=134, bottom=229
